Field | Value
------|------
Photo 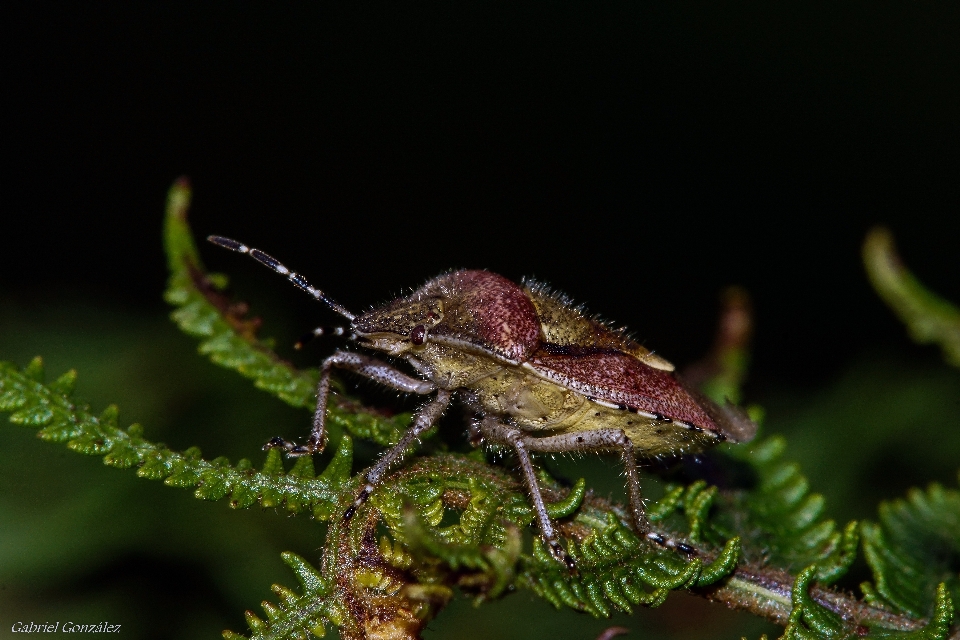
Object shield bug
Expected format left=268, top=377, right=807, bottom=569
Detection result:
left=208, top=236, right=757, bottom=565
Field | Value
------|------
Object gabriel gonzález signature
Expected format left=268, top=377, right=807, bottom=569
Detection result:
left=11, top=621, right=121, bottom=633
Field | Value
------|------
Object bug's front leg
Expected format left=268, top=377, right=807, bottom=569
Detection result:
left=266, top=350, right=437, bottom=456
left=344, top=389, right=453, bottom=520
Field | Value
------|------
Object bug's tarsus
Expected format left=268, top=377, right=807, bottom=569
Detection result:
left=552, top=541, right=577, bottom=572
left=290, top=442, right=319, bottom=456
left=343, top=483, right=376, bottom=523
left=206, top=235, right=356, bottom=321
left=646, top=531, right=697, bottom=555
left=263, top=434, right=321, bottom=456
left=263, top=436, right=292, bottom=451
left=343, top=502, right=358, bottom=522
left=646, top=532, right=666, bottom=545
left=466, top=416, right=484, bottom=448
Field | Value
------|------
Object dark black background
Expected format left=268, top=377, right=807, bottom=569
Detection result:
left=6, top=4, right=960, bottom=395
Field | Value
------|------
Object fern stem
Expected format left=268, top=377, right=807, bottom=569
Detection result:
left=704, top=565, right=929, bottom=632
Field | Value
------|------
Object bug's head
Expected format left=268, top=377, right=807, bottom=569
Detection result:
left=352, top=296, right=444, bottom=355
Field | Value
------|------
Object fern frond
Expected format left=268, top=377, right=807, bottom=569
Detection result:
left=718, top=435, right=860, bottom=584
left=783, top=567, right=954, bottom=640
left=523, top=513, right=741, bottom=617
left=860, top=478, right=960, bottom=619
left=682, top=298, right=858, bottom=586
left=225, top=552, right=336, bottom=640
left=0, top=358, right=353, bottom=519
left=863, top=227, right=960, bottom=368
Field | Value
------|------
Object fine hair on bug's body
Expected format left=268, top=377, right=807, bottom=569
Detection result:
left=208, top=235, right=758, bottom=566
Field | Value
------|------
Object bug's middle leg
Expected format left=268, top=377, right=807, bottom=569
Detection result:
left=267, top=350, right=437, bottom=456
left=477, top=417, right=573, bottom=567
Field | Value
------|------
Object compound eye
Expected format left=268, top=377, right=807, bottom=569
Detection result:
left=410, top=324, right=426, bottom=345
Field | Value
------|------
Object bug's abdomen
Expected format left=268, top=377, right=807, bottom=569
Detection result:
left=550, top=401, right=722, bottom=457
left=469, top=368, right=585, bottom=430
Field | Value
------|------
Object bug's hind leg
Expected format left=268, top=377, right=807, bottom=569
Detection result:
left=267, top=350, right=437, bottom=456
left=479, top=420, right=703, bottom=557
left=507, top=426, right=698, bottom=555
left=344, top=389, right=453, bottom=520
left=503, top=426, right=650, bottom=536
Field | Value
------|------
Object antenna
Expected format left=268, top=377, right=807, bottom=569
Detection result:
left=207, top=236, right=356, bottom=321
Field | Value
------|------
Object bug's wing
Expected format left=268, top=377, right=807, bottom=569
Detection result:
left=523, top=280, right=675, bottom=371
left=528, top=350, right=715, bottom=428
left=528, top=350, right=758, bottom=443
left=522, top=279, right=757, bottom=443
